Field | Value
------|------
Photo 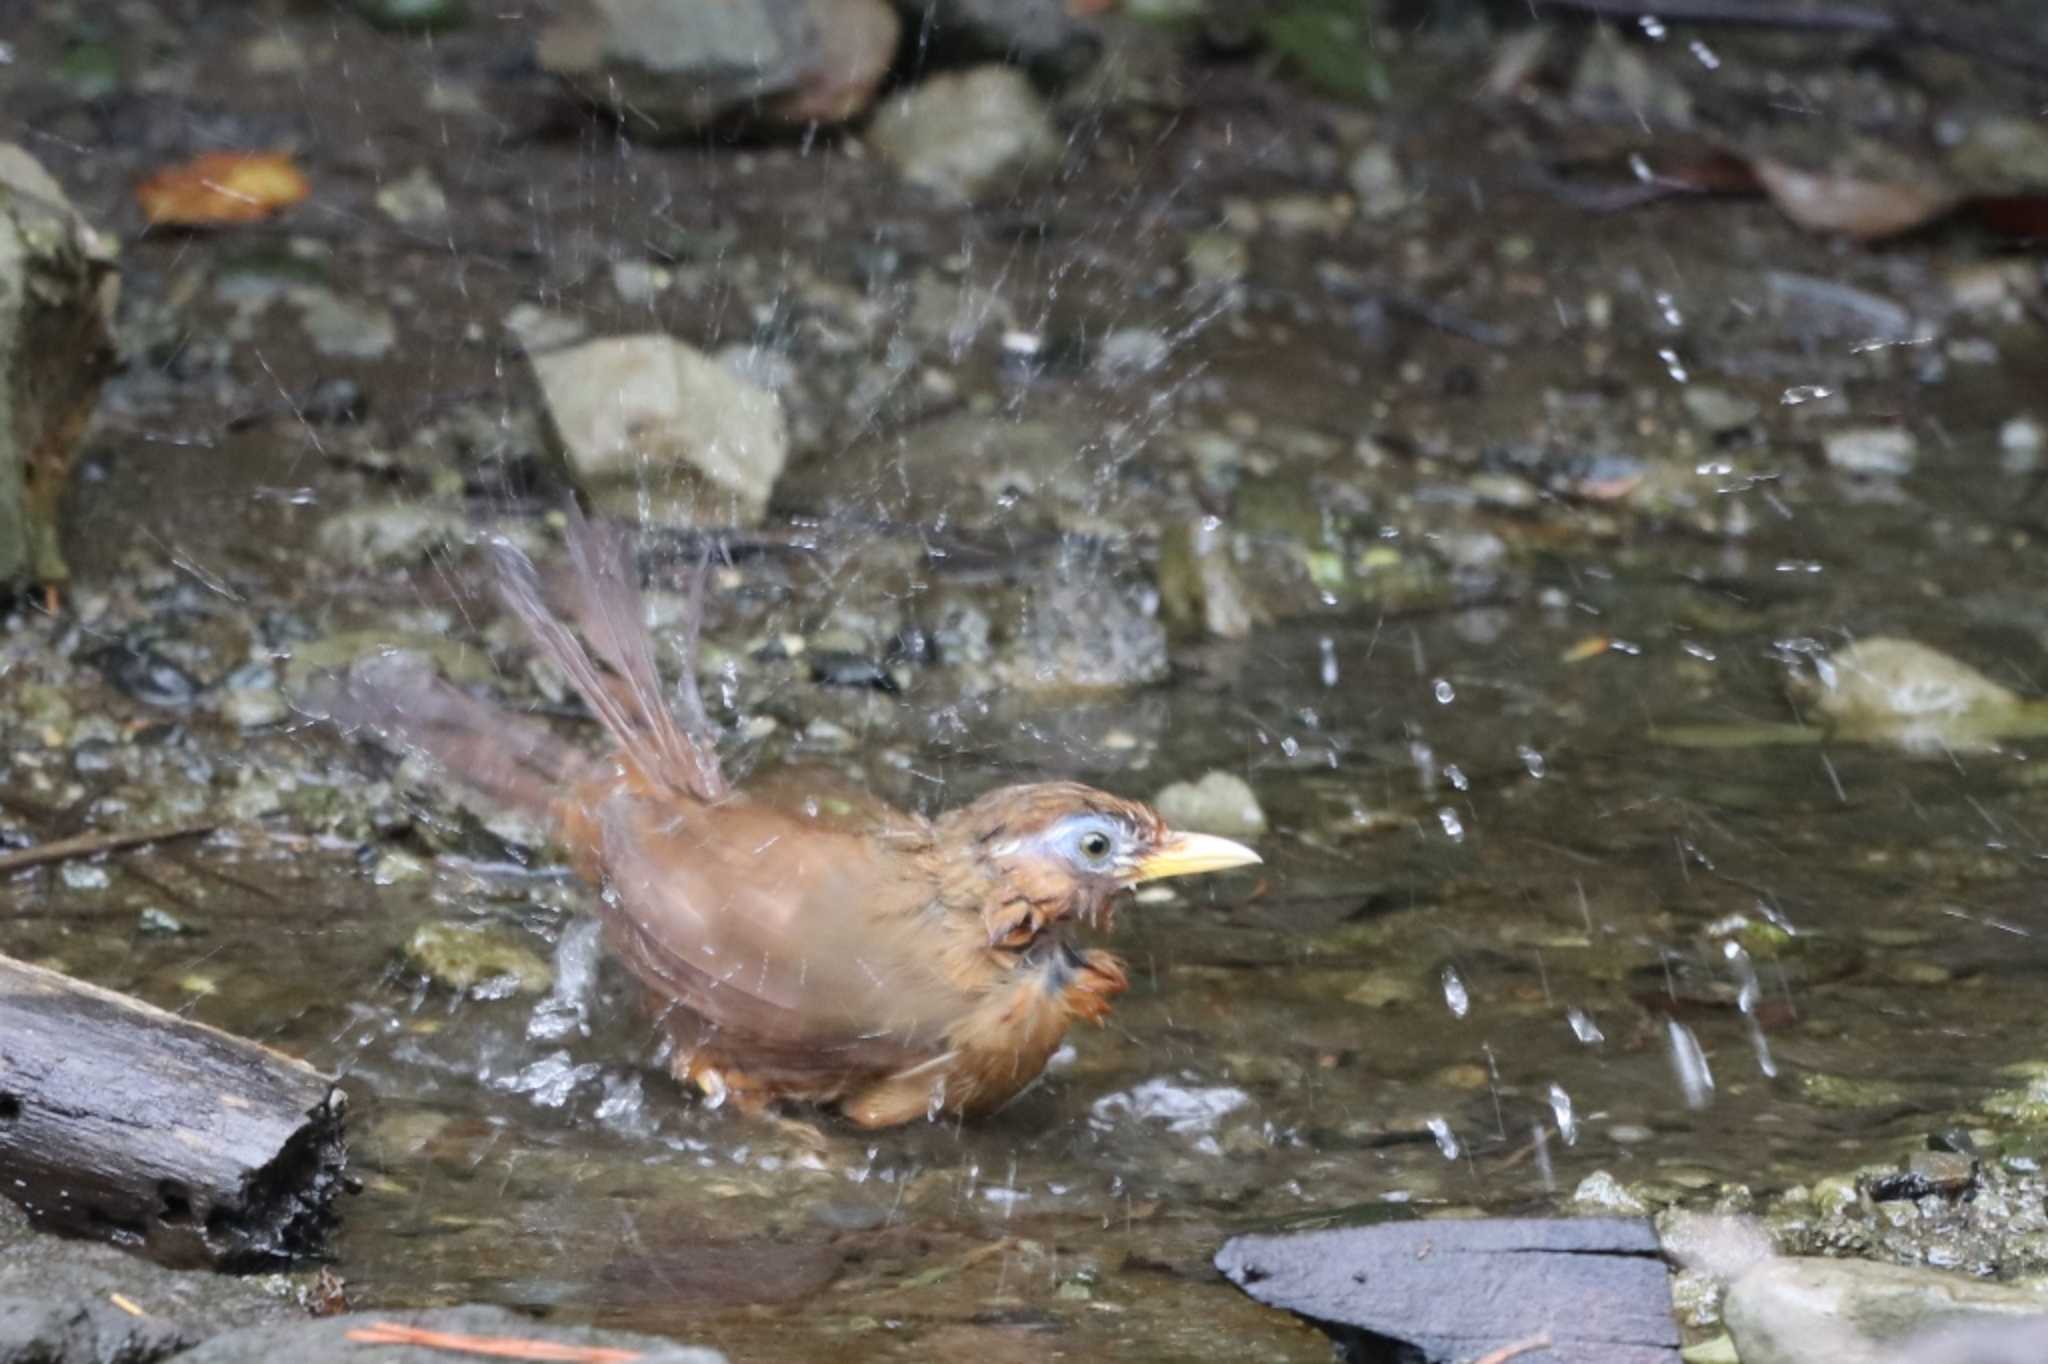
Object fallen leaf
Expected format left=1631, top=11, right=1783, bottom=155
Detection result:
left=137, top=151, right=309, bottom=227
left=1560, top=636, right=1611, bottom=663
left=1751, top=157, right=1956, bottom=241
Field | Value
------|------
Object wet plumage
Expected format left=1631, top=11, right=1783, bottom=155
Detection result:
left=323, top=509, right=1257, bottom=1127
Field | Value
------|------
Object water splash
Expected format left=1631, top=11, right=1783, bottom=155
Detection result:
left=1667, top=1019, right=1715, bottom=1109
left=1548, top=1083, right=1578, bottom=1145
left=1567, top=1008, right=1606, bottom=1044
left=1425, top=1115, right=1461, bottom=1160
left=1441, top=966, right=1471, bottom=1019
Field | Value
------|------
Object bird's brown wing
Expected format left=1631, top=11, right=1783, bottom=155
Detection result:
left=591, top=787, right=973, bottom=1075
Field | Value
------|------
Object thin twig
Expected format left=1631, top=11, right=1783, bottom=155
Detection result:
left=343, top=1322, right=643, bottom=1363
left=0, top=822, right=216, bottom=875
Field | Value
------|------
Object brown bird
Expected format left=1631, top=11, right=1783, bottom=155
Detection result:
left=326, top=509, right=1259, bottom=1128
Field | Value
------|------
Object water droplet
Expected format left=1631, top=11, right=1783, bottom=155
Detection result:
left=1567, top=1008, right=1605, bottom=1044
left=1548, top=1083, right=1578, bottom=1145
left=1657, top=347, right=1689, bottom=383
left=1781, top=384, right=1833, bottom=406
left=1666, top=1019, right=1715, bottom=1109
left=1432, top=678, right=1456, bottom=704
left=1319, top=636, right=1339, bottom=688
left=1425, top=1115, right=1461, bottom=1160
left=1517, top=745, right=1546, bottom=779
left=1437, top=806, right=1465, bottom=841
left=1441, top=966, right=1471, bottom=1019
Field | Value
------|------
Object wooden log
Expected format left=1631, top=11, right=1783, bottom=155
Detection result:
left=0, top=954, right=348, bottom=1271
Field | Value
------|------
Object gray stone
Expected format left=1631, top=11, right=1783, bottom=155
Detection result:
left=1217, top=1217, right=1680, bottom=1363
left=166, top=1305, right=726, bottom=1364
left=0, top=1295, right=196, bottom=1364
left=1795, top=637, right=2021, bottom=754
left=539, top=0, right=896, bottom=133
left=0, top=1202, right=297, bottom=1344
left=1682, top=386, right=1761, bottom=436
left=1723, top=1258, right=2048, bottom=1364
left=1345, top=143, right=1410, bottom=220
left=886, top=0, right=1098, bottom=81
left=781, top=411, right=1137, bottom=534
left=1892, top=1316, right=2048, bottom=1364
left=314, top=503, right=470, bottom=568
left=1002, top=563, right=1167, bottom=691
left=867, top=66, right=1060, bottom=202
left=531, top=333, right=788, bottom=526
left=1152, top=771, right=1266, bottom=838
left=1823, top=425, right=1919, bottom=477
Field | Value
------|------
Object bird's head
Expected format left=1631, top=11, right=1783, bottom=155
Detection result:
left=935, top=781, right=1261, bottom=947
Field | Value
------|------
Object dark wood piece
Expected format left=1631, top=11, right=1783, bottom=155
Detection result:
left=1216, top=1216, right=1681, bottom=1364
left=0, top=954, right=347, bottom=1270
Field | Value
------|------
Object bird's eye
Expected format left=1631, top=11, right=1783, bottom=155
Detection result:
left=1078, top=830, right=1113, bottom=861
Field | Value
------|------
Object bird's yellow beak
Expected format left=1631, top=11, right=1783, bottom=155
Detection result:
left=1131, top=831, right=1262, bottom=882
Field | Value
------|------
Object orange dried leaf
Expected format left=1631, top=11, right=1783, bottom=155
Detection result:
left=1560, top=636, right=1611, bottom=663
left=137, top=151, right=309, bottom=227
left=343, top=1322, right=644, bottom=1363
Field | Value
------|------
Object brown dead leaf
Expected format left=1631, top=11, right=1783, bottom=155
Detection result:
left=1751, top=157, right=1957, bottom=241
left=136, top=151, right=309, bottom=227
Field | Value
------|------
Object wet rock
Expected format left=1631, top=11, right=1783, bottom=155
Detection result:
left=1093, top=327, right=1171, bottom=378
left=1822, top=425, right=1918, bottom=477
left=1575, top=1170, right=1652, bottom=1215
left=314, top=503, right=470, bottom=568
left=1345, top=143, right=1409, bottom=220
left=1158, top=519, right=1264, bottom=640
left=778, top=0, right=900, bottom=125
left=1949, top=116, right=2048, bottom=194
left=887, top=0, right=1099, bottom=81
left=374, top=166, right=449, bottom=226
left=1217, top=1217, right=1680, bottom=1364
left=282, top=632, right=493, bottom=702
left=502, top=302, right=585, bottom=353
left=2000, top=416, right=2043, bottom=475
left=1793, top=637, right=2022, bottom=754
left=1570, top=24, right=1692, bottom=129
left=0, top=144, right=121, bottom=590
left=539, top=0, right=897, bottom=134
left=1682, top=386, right=1761, bottom=436
left=404, top=922, right=554, bottom=998
left=531, top=333, right=788, bottom=526
left=1000, top=563, right=1167, bottom=691
left=89, top=639, right=201, bottom=709
left=0, top=1201, right=296, bottom=1339
left=1893, top=1316, right=2048, bottom=1364
left=0, top=1294, right=196, bottom=1363
left=168, top=1306, right=726, bottom=1364
left=1151, top=770, right=1266, bottom=838
left=783, top=412, right=1131, bottom=534
left=867, top=66, right=1060, bottom=203
left=1723, top=1258, right=2048, bottom=1364
left=288, top=286, right=398, bottom=360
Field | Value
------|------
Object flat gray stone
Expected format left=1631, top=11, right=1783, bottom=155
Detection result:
left=1723, top=1258, right=2048, bottom=1364
left=0, top=1295, right=195, bottom=1364
left=1216, top=1216, right=1680, bottom=1364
